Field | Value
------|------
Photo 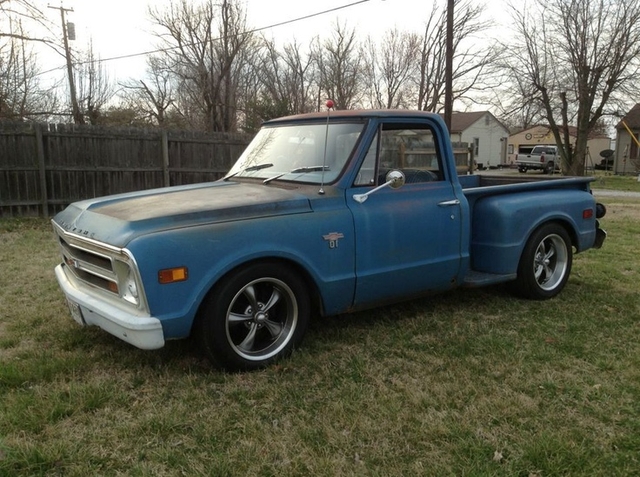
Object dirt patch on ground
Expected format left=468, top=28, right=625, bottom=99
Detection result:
left=602, top=201, right=640, bottom=221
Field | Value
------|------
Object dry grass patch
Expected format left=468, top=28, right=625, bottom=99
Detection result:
left=1, top=204, right=639, bottom=476
left=601, top=199, right=640, bottom=220
left=590, top=173, right=640, bottom=192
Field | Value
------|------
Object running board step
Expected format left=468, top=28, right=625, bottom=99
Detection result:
left=462, top=270, right=517, bottom=287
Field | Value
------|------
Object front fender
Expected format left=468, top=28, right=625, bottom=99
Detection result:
left=127, top=210, right=356, bottom=338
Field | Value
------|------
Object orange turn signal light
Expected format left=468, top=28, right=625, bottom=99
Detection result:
left=583, top=209, right=594, bottom=219
left=158, top=267, right=188, bottom=284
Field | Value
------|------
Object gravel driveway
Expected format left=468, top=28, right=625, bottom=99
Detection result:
left=593, top=189, right=640, bottom=198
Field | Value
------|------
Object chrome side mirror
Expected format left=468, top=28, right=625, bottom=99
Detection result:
left=386, top=170, right=405, bottom=189
left=353, top=170, right=406, bottom=203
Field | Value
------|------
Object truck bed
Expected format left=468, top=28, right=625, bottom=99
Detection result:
left=459, top=174, right=594, bottom=198
left=458, top=173, right=597, bottom=278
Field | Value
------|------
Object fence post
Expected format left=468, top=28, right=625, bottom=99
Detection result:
left=162, top=131, right=170, bottom=187
left=34, top=124, right=49, bottom=216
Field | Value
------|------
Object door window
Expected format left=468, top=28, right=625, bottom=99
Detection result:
left=355, top=124, right=444, bottom=186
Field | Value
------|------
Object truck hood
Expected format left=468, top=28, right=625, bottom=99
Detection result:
left=53, top=181, right=312, bottom=247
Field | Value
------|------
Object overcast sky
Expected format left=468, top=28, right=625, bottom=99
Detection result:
left=37, top=0, right=511, bottom=85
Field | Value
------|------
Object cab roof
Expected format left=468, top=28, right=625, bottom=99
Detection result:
left=263, top=109, right=441, bottom=125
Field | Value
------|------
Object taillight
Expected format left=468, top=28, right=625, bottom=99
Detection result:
left=540, top=153, right=545, bottom=163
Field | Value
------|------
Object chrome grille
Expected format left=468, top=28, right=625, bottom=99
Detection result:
left=57, top=233, right=119, bottom=296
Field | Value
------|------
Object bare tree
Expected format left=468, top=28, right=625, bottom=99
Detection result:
left=486, top=69, right=546, bottom=131
left=311, top=21, right=364, bottom=110
left=280, top=40, right=318, bottom=114
left=501, top=0, right=640, bottom=175
left=148, top=0, right=255, bottom=132
left=0, top=0, right=53, bottom=45
left=0, top=33, right=56, bottom=119
left=0, top=0, right=60, bottom=120
left=0, top=25, right=59, bottom=120
left=245, top=36, right=317, bottom=128
left=414, top=0, right=496, bottom=113
left=248, top=37, right=298, bottom=121
left=363, top=29, right=420, bottom=109
left=120, top=56, right=176, bottom=127
left=75, top=42, right=115, bottom=125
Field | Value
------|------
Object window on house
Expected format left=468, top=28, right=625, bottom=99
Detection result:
left=473, top=137, right=479, bottom=157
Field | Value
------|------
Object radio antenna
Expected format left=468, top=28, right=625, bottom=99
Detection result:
left=319, top=99, right=334, bottom=195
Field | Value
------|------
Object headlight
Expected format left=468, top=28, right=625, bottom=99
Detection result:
left=122, top=270, right=139, bottom=305
left=113, top=260, right=140, bottom=306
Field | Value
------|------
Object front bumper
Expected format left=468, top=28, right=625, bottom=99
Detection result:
left=55, top=264, right=165, bottom=350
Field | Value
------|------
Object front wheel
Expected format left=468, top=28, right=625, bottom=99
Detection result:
left=196, top=262, right=310, bottom=371
left=512, top=223, right=573, bottom=300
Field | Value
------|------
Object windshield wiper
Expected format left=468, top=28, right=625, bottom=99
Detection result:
left=263, top=165, right=330, bottom=184
left=224, top=162, right=273, bottom=181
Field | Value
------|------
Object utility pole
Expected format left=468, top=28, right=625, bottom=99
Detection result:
left=48, top=4, right=84, bottom=124
left=444, top=0, right=454, bottom=132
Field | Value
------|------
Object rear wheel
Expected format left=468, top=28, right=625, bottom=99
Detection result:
left=545, top=161, right=555, bottom=174
left=518, top=167, right=528, bottom=173
left=196, top=262, right=310, bottom=371
left=512, top=223, right=572, bottom=300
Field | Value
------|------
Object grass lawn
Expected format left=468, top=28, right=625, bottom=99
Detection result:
left=588, top=171, right=640, bottom=192
left=1, top=198, right=639, bottom=476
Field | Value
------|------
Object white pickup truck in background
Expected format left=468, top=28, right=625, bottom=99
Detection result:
left=516, top=145, right=559, bottom=174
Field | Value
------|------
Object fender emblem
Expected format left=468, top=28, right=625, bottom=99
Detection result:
left=322, top=232, right=344, bottom=249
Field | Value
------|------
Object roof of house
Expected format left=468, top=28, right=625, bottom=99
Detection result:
left=617, top=103, right=640, bottom=130
left=448, top=111, right=487, bottom=133
left=441, top=111, right=509, bottom=134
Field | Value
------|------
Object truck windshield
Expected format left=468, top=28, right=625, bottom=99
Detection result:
left=226, top=121, right=365, bottom=184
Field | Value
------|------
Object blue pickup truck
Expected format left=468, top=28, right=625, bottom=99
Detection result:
left=52, top=110, right=606, bottom=370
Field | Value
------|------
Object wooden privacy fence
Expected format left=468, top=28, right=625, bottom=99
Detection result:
left=0, top=121, right=252, bottom=217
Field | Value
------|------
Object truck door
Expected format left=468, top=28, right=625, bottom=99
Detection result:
left=346, top=122, right=463, bottom=307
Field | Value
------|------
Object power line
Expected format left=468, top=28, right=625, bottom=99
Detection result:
left=36, top=0, right=371, bottom=78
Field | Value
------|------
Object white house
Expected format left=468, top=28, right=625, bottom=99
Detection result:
left=447, top=111, right=510, bottom=168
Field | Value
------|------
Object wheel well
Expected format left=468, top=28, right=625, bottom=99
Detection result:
left=531, top=219, right=577, bottom=249
left=192, top=257, right=322, bottom=333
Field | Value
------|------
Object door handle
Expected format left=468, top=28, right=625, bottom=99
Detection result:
left=438, top=199, right=460, bottom=207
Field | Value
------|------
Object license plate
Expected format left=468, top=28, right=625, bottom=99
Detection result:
left=67, top=299, right=85, bottom=325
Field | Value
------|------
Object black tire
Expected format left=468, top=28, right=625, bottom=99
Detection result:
left=196, top=262, right=310, bottom=371
left=545, top=162, right=555, bottom=174
left=512, top=223, right=573, bottom=300
left=518, top=167, right=528, bottom=173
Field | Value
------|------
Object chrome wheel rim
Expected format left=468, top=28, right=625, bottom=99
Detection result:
left=534, top=233, right=568, bottom=291
left=225, top=277, right=298, bottom=361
